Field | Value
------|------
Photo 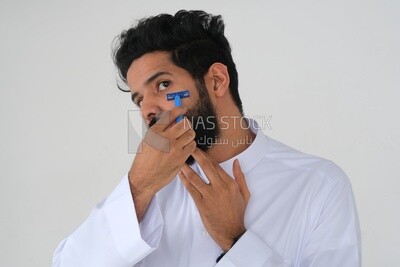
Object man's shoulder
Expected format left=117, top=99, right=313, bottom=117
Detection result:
left=262, top=136, right=349, bottom=186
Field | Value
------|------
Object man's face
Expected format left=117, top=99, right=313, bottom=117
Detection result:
left=126, top=51, right=219, bottom=164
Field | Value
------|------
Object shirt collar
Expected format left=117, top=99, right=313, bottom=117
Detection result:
left=194, top=118, right=270, bottom=179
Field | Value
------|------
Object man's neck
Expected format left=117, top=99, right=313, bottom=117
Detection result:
left=206, top=115, right=256, bottom=163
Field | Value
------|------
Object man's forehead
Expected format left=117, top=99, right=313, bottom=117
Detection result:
left=127, top=51, right=173, bottom=85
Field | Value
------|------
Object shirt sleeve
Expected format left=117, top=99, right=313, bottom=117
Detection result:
left=52, top=174, right=164, bottom=267
left=217, top=168, right=361, bottom=267
left=299, top=173, right=362, bottom=267
left=216, top=230, right=291, bottom=267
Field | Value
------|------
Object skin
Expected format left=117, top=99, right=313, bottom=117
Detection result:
left=126, top=51, right=254, bottom=252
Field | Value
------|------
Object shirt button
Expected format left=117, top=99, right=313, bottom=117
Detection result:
left=202, top=230, right=209, bottom=237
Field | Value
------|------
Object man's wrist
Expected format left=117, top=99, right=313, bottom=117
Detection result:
left=128, top=173, right=156, bottom=222
left=217, top=231, right=245, bottom=263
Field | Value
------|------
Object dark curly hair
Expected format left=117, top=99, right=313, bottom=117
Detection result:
left=113, top=10, right=242, bottom=114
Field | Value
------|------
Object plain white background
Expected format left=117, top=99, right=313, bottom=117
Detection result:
left=0, top=0, right=399, bottom=266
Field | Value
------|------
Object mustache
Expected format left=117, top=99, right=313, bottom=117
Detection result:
left=148, top=116, right=159, bottom=128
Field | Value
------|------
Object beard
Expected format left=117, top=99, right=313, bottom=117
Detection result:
left=184, top=79, right=219, bottom=165
left=148, top=79, right=219, bottom=165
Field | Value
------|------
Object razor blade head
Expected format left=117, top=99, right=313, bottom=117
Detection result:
left=166, top=90, right=190, bottom=101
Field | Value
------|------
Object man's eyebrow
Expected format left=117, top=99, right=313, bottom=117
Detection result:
left=131, top=71, right=172, bottom=104
left=144, top=71, right=172, bottom=86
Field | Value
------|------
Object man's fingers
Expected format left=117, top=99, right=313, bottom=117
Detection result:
left=181, top=164, right=209, bottom=193
left=178, top=170, right=202, bottom=202
left=154, top=107, right=187, bottom=131
left=233, top=159, right=250, bottom=204
left=175, top=129, right=196, bottom=148
left=170, top=117, right=192, bottom=139
left=191, top=148, right=221, bottom=184
left=182, top=140, right=197, bottom=155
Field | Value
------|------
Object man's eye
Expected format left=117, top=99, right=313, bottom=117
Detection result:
left=136, top=97, right=143, bottom=107
left=158, top=81, right=170, bottom=91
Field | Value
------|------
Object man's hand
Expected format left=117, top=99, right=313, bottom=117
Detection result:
left=179, top=148, right=251, bottom=252
left=129, top=107, right=196, bottom=222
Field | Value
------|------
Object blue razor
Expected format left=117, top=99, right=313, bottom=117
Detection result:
left=166, top=90, right=190, bottom=123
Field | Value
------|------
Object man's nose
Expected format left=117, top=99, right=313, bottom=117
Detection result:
left=140, top=96, right=161, bottom=125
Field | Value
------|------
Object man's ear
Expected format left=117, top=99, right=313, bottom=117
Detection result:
left=207, top=63, right=230, bottom=97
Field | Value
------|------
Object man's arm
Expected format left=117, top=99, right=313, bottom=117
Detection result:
left=180, top=149, right=361, bottom=267
left=53, top=107, right=196, bottom=266
left=298, top=173, right=361, bottom=267
left=128, top=108, right=196, bottom=222
left=179, top=149, right=250, bottom=251
left=52, top=175, right=163, bottom=267
left=179, top=149, right=287, bottom=266
left=217, top=173, right=361, bottom=267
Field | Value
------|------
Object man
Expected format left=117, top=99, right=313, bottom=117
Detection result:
left=53, top=10, right=361, bottom=267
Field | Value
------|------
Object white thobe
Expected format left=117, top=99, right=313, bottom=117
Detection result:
left=53, top=120, right=361, bottom=266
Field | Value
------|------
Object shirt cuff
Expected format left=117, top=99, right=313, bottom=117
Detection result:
left=102, top=174, right=163, bottom=263
left=216, top=230, right=290, bottom=267
left=139, top=192, right=164, bottom=247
